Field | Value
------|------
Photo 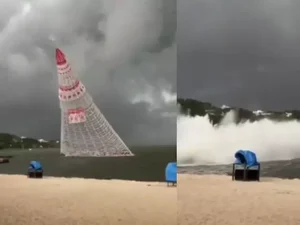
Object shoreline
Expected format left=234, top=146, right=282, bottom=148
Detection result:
left=178, top=170, right=300, bottom=180
left=0, top=174, right=176, bottom=225
left=0, top=173, right=165, bottom=182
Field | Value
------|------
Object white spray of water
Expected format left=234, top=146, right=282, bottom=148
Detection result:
left=177, top=111, right=300, bottom=165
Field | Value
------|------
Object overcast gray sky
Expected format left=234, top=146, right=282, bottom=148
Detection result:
left=0, top=0, right=176, bottom=145
left=178, top=0, right=300, bottom=111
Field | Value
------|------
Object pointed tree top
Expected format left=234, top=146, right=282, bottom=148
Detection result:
left=56, top=48, right=67, bottom=65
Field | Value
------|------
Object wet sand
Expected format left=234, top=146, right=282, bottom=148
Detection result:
left=0, top=175, right=176, bottom=225
left=178, top=174, right=300, bottom=225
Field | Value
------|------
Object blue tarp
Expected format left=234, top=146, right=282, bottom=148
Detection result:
left=29, top=161, right=43, bottom=171
left=234, top=150, right=259, bottom=167
left=165, top=162, right=177, bottom=182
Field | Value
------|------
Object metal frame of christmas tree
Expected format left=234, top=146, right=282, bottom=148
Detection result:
left=56, top=48, right=134, bottom=157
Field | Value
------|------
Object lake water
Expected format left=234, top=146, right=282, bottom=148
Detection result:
left=178, top=158, right=300, bottom=179
left=0, top=146, right=176, bottom=182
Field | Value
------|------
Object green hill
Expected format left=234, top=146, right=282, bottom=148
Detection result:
left=177, top=98, right=300, bottom=125
left=0, top=133, right=59, bottom=150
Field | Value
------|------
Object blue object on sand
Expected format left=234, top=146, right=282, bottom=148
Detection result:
left=165, top=162, right=177, bottom=183
left=234, top=150, right=259, bottom=168
left=29, top=160, right=43, bottom=171
left=28, top=161, right=43, bottom=178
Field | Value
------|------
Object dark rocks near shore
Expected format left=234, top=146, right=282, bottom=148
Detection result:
left=0, top=157, right=10, bottom=164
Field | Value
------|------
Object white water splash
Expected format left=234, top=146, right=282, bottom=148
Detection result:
left=177, top=111, right=300, bottom=165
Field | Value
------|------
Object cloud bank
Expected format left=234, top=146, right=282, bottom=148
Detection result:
left=0, top=0, right=176, bottom=146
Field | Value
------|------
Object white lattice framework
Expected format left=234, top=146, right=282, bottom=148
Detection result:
left=55, top=48, right=134, bottom=157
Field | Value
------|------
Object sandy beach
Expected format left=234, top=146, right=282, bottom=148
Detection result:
left=0, top=175, right=176, bottom=225
left=178, top=174, right=300, bottom=225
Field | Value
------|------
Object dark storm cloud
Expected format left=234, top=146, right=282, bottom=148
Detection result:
left=0, top=0, right=176, bottom=145
left=178, top=0, right=300, bottom=110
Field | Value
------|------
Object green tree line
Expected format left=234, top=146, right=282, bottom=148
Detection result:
left=0, top=133, right=59, bottom=150
left=177, top=98, right=300, bottom=125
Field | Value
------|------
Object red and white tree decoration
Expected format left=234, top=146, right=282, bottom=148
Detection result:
left=56, top=48, right=133, bottom=157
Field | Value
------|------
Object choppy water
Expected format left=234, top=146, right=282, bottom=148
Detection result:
left=178, top=158, right=300, bottom=179
left=177, top=111, right=300, bottom=179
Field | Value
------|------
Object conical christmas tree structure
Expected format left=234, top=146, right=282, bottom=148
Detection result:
left=56, top=48, right=134, bottom=157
